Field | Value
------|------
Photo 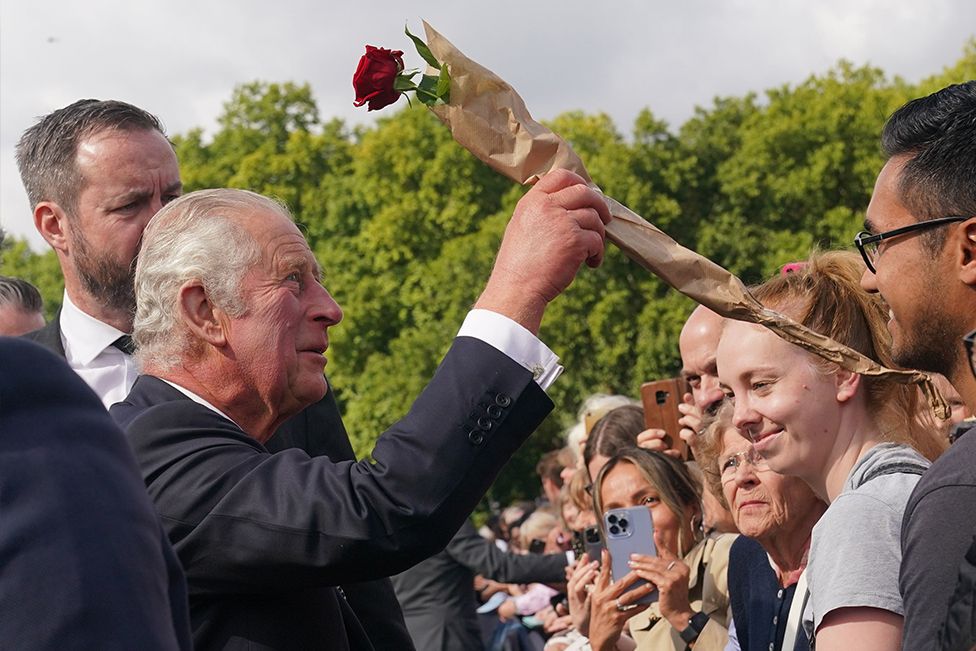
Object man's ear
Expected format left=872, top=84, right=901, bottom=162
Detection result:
left=34, top=201, right=69, bottom=252
left=957, top=218, right=976, bottom=288
left=178, top=281, right=227, bottom=347
left=836, top=369, right=861, bottom=403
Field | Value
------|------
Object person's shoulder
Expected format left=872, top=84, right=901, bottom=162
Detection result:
left=912, top=434, right=976, bottom=498
left=0, top=337, right=91, bottom=407
left=114, top=377, right=255, bottom=447
left=699, top=532, right=738, bottom=567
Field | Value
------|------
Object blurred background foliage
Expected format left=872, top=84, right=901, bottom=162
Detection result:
left=4, top=42, right=974, bottom=509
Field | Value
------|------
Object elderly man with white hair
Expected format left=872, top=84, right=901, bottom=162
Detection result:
left=111, top=173, right=611, bottom=651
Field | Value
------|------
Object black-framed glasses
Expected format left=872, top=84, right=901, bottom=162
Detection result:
left=965, top=329, right=976, bottom=381
left=854, top=216, right=967, bottom=274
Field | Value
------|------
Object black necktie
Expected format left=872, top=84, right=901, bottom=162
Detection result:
left=112, top=334, right=135, bottom=356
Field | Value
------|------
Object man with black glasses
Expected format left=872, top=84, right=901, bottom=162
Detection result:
left=857, top=80, right=976, bottom=651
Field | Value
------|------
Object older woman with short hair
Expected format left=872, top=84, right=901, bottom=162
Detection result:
left=698, top=401, right=826, bottom=651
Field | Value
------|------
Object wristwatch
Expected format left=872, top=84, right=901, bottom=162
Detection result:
left=678, top=611, right=710, bottom=644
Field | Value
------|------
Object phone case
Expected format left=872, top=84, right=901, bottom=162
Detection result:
left=583, top=526, right=603, bottom=564
left=604, top=506, right=658, bottom=604
left=640, top=378, right=691, bottom=460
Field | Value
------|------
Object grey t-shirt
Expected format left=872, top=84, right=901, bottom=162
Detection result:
left=803, top=442, right=929, bottom=638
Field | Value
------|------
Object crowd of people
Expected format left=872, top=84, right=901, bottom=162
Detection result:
left=0, top=79, right=975, bottom=651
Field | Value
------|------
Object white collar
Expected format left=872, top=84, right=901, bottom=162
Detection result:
left=158, top=378, right=241, bottom=429
left=60, top=291, right=128, bottom=364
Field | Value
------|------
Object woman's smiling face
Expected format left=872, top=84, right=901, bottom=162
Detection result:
left=716, top=320, right=848, bottom=481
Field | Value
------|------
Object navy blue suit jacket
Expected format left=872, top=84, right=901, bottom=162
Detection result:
left=111, top=336, right=553, bottom=650
left=0, top=338, right=191, bottom=650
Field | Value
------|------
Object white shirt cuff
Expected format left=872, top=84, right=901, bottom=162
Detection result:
left=457, top=309, right=563, bottom=391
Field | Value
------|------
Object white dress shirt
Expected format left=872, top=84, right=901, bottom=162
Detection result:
left=59, top=292, right=139, bottom=409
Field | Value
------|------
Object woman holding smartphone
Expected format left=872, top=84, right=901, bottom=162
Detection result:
left=716, top=251, right=944, bottom=650
left=574, top=449, right=735, bottom=651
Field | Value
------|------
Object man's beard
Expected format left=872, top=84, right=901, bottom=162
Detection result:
left=72, top=226, right=137, bottom=319
left=889, top=278, right=962, bottom=379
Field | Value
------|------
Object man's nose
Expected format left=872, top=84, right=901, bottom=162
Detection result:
left=310, top=282, right=343, bottom=326
left=860, top=266, right=879, bottom=293
left=697, top=376, right=725, bottom=413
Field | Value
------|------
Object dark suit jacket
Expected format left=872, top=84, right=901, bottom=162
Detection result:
left=392, top=519, right=568, bottom=651
left=111, top=336, right=553, bottom=650
left=0, top=338, right=192, bottom=650
left=26, top=313, right=415, bottom=650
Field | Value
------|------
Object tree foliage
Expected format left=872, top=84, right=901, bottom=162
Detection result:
left=3, top=45, right=974, bottom=506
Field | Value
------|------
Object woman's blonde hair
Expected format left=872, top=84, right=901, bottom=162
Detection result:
left=751, top=250, right=945, bottom=460
left=593, top=449, right=703, bottom=557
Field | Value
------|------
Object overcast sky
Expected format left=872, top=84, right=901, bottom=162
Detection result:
left=2, top=0, right=973, bottom=250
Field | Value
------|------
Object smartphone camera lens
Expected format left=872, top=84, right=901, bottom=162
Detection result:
left=607, top=514, right=618, bottom=524
left=609, top=525, right=620, bottom=535
left=618, top=518, right=629, bottom=530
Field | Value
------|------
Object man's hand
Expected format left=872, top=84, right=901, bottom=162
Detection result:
left=475, top=169, right=611, bottom=333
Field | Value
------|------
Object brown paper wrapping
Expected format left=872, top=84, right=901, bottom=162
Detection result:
left=422, top=22, right=947, bottom=419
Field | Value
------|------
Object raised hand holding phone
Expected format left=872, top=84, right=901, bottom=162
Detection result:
left=604, top=506, right=658, bottom=606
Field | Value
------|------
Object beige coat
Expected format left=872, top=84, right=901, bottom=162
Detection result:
left=627, top=532, right=737, bottom=651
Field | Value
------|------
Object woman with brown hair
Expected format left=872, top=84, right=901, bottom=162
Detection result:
left=716, top=250, right=945, bottom=651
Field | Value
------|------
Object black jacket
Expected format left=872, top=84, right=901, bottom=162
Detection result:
left=0, top=338, right=191, bottom=650
left=111, top=336, right=552, bottom=650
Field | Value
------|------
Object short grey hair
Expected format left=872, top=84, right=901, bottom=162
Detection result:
left=133, top=188, right=291, bottom=369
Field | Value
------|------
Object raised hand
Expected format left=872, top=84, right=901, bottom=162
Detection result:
left=475, top=169, right=612, bottom=333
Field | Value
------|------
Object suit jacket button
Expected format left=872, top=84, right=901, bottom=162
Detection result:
left=468, top=430, right=485, bottom=445
left=477, top=417, right=493, bottom=431
left=495, top=393, right=512, bottom=408
left=486, top=404, right=503, bottom=419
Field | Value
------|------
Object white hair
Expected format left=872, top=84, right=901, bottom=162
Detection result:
left=133, top=188, right=290, bottom=370
left=565, top=393, right=639, bottom=456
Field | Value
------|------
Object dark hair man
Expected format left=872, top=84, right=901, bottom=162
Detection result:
left=857, top=81, right=976, bottom=651
left=16, top=99, right=181, bottom=407
left=110, top=180, right=609, bottom=650
left=15, top=99, right=411, bottom=649
left=0, top=275, right=45, bottom=335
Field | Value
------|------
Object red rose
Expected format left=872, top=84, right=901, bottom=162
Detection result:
left=353, top=45, right=405, bottom=111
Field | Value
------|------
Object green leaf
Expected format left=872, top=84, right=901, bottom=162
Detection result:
left=435, top=64, right=451, bottom=102
left=393, top=75, right=417, bottom=92
left=405, top=24, right=441, bottom=69
left=415, top=74, right=440, bottom=105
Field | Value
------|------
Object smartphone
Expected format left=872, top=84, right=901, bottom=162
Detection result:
left=603, top=506, right=657, bottom=604
left=583, top=525, right=603, bottom=564
left=640, top=377, right=691, bottom=460
left=528, top=538, right=546, bottom=555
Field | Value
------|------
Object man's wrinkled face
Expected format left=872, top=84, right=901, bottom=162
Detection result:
left=679, top=306, right=724, bottom=414
left=859, top=156, right=961, bottom=376
left=225, top=209, right=343, bottom=419
left=68, top=128, right=181, bottom=314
